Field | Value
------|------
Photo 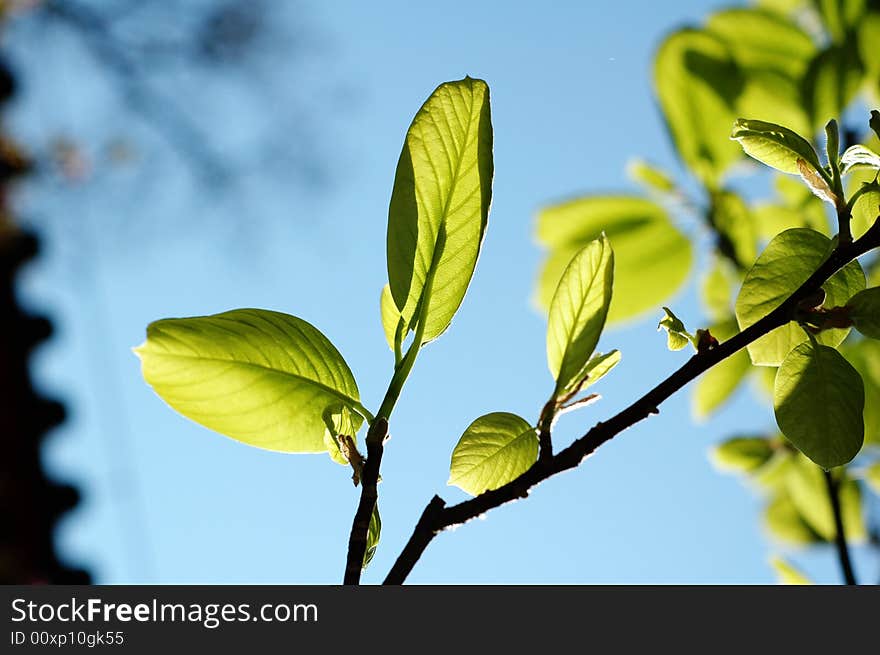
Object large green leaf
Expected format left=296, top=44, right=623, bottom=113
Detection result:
left=546, top=235, right=614, bottom=395
left=847, top=287, right=880, bottom=338
left=654, top=29, right=744, bottom=185
left=774, top=340, right=865, bottom=468
left=386, top=77, right=493, bottom=344
left=735, top=228, right=865, bottom=366
left=730, top=118, right=824, bottom=176
left=448, top=412, right=538, bottom=496
left=785, top=453, right=866, bottom=540
left=535, top=196, right=691, bottom=323
left=135, top=309, right=365, bottom=453
left=850, top=178, right=880, bottom=239
left=812, top=0, right=866, bottom=44
left=693, top=319, right=751, bottom=418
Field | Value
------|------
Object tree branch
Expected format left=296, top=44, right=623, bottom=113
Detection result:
left=383, top=219, right=880, bottom=585
left=343, top=417, right=388, bottom=584
left=823, top=468, right=858, bottom=585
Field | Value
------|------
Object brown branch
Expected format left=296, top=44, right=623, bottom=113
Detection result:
left=383, top=219, right=880, bottom=585
left=343, top=418, right=387, bottom=584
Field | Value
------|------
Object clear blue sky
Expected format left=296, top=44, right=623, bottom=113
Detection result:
left=10, top=0, right=873, bottom=583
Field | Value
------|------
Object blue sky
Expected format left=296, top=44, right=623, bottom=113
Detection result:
left=10, top=0, right=874, bottom=583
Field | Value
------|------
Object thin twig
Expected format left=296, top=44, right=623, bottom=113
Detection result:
left=823, top=469, right=857, bottom=585
left=384, top=220, right=880, bottom=585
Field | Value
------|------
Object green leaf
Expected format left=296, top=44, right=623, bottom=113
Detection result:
left=135, top=309, right=366, bottom=453
left=846, top=287, right=880, bottom=338
left=840, top=145, right=880, bottom=174
left=774, top=340, right=865, bottom=468
left=657, top=306, right=692, bottom=351
left=578, top=349, right=622, bottom=390
left=386, top=77, right=493, bottom=344
left=769, top=556, right=813, bottom=585
left=448, top=413, right=538, bottom=496
left=363, top=504, right=381, bottom=569
left=654, top=29, right=744, bottom=185
left=535, top=196, right=691, bottom=323
left=626, top=159, right=676, bottom=193
left=860, top=13, right=880, bottom=78
left=735, top=228, right=865, bottom=366
left=730, top=118, right=824, bottom=177
left=546, top=235, right=614, bottom=395
left=710, top=436, right=775, bottom=473
left=802, top=44, right=864, bottom=131
left=710, top=190, right=757, bottom=267
left=849, top=177, right=880, bottom=240
left=693, top=319, right=751, bottom=418
left=785, top=454, right=866, bottom=541
left=764, top=491, right=822, bottom=544
left=379, top=283, right=402, bottom=353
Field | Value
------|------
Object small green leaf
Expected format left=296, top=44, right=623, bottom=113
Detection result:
left=844, top=339, right=880, bottom=444
left=658, top=306, right=692, bottom=351
left=770, top=556, right=813, bottom=585
left=846, top=287, right=880, bottom=338
left=735, top=228, right=865, bottom=366
left=363, top=504, right=381, bottom=569
left=546, top=235, right=614, bottom=395
left=774, top=341, right=865, bottom=468
left=840, top=145, right=880, bottom=174
left=694, top=319, right=751, bottom=418
left=626, top=159, right=676, bottom=193
left=135, top=309, right=366, bottom=453
left=386, top=77, right=493, bottom=344
left=731, top=118, right=824, bottom=177
left=710, top=436, right=775, bottom=473
left=448, top=413, right=538, bottom=496
left=535, top=196, right=691, bottom=323
left=764, top=491, right=822, bottom=544
left=785, top=454, right=866, bottom=541
left=579, top=350, right=621, bottom=390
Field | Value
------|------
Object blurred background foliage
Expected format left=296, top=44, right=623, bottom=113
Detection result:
left=534, top=0, right=880, bottom=583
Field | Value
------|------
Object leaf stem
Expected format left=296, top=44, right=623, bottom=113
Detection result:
left=822, top=468, right=858, bottom=585
left=383, top=222, right=880, bottom=584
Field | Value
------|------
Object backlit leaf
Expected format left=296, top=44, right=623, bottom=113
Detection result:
left=774, top=341, right=864, bottom=468
left=658, top=306, right=692, bottom=351
left=546, top=236, right=614, bottom=395
left=448, top=413, right=538, bottom=496
left=135, top=309, right=365, bottom=453
left=846, top=287, right=880, bottom=338
left=785, top=453, right=866, bottom=540
left=730, top=118, right=823, bottom=176
left=386, top=77, right=493, bottom=344
left=735, top=228, right=865, bottom=366
left=770, top=556, right=813, bottom=585
left=710, top=436, right=775, bottom=473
